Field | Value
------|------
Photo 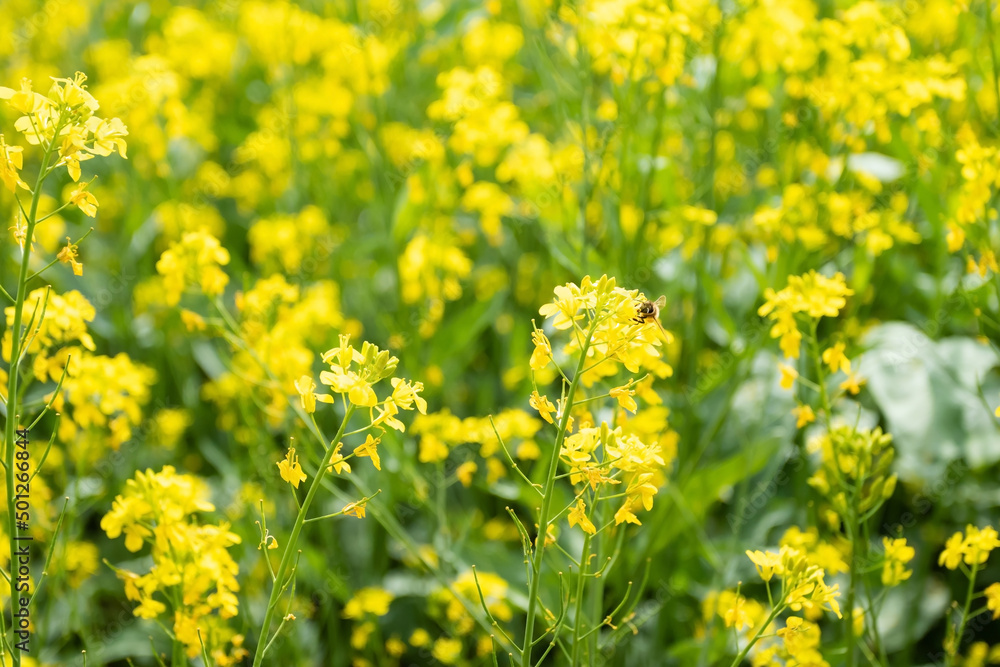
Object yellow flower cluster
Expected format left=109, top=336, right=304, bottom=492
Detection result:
left=399, top=233, right=473, bottom=337
left=0, top=71, right=127, bottom=197
left=3, top=288, right=96, bottom=361
left=428, top=66, right=528, bottom=166
left=343, top=586, right=394, bottom=619
left=153, top=201, right=227, bottom=246
left=536, top=274, right=673, bottom=385
left=939, top=525, right=1000, bottom=571
left=758, top=271, right=854, bottom=359
left=100, top=466, right=247, bottom=664
left=560, top=422, right=665, bottom=528
left=411, top=408, right=542, bottom=480
left=745, top=545, right=842, bottom=618
left=1, top=287, right=154, bottom=458
left=754, top=616, right=829, bottom=667
left=155, top=229, right=231, bottom=305
left=568, top=0, right=717, bottom=87
left=248, top=205, right=335, bottom=275
left=750, top=184, right=920, bottom=257
left=305, top=333, right=426, bottom=430
left=703, top=589, right=766, bottom=633
left=807, top=2, right=966, bottom=137
left=527, top=276, right=675, bottom=532
left=204, top=278, right=353, bottom=435
left=958, top=642, right=1000, bottom=666
left=432, top=570, right=513, bottom=636
left=807, top=426, right=897, bottom=523
left=881, top=537, right=916, bottom=587
left=949, top=124, right=1000, bottom=278
left=779, top=526, right=849, bottom=578
left=51, top=349, right=156, bottom=457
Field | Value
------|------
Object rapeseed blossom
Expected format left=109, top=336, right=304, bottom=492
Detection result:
left=101, top=466, right=246, bottom=662
left=758, top=271, right=853, bottom=359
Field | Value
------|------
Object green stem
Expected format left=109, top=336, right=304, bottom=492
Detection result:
left=808, top=319, right=833, bottom=429
left=570, top=532, right=593, bottom=667
left=5, top=118, right=61, bottom=667
left=845, top=517, right=861, bottom=667
left=947, top=561, right=980, bottom=667
left=729, top=603, right=783, bottom=667
left=251, top=405, right=356, bottom=667
left=862, top=522, right=888, bottom=665
left=587, top=502, right=616, bottom=664
left=171, top=633, right=186, bottom=667
left=520, top=319, right=597, bottom=667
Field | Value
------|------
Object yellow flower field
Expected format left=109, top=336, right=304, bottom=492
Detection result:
left=0, top=0, right=999, bottom=665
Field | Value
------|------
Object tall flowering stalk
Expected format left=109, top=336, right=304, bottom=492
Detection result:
left=759, top=270, right=910, bottom=663
left=498, top=275, right=673, bottom=666
left=251, top=335, right=425, bottom=666
left=0, top=73, right=126, bottom=665
left=938, top=525, right=1000, bottom=665
left=728, top=546, right=842, bottom=665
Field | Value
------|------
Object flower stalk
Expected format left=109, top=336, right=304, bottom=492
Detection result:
left=252, top=405, right=356, bottom=667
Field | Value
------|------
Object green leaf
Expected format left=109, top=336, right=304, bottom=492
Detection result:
left=860, top=323, right=1000, bottom=484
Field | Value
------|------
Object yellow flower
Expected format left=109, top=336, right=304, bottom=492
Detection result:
left=57, top=237, right=83, bottom=276
left=155, top=230, right=231, bottom=305
left=567, top=499, right=596, bottom=535
left=374, top=400, right=405, bottom=432
left=328, top=442, right=352, bottom=475
left=321, top=366, right=378, bottom=407
left=343, top=499, right=367, bottom=519
left=881, top=537, right=915, bottom=586
left=529, top=390, right=557, bottom=424
left=822, top=342, right=851, bottom=375
left=180, top=310, right=206, bottom=332
left=386, top=636, right=406, bottom=658
left=69, top=182, right=99, bottom=217
left=0, top=78, right=47, bottom=115
left=101, top=466, right=242, bottom=658
left=390, top=377, right=427, bottom=413
left=353, top=434, right=382, bottom=471
left=938, top=531, right=965, bottom=570
left=610, top=381, right=638, bottom=412
left=277, top=447, right=307, bottom=489
left=614, top=503, right=641, bottom=526
left=627, top=472, right=658, bottom=511
left=793, top=404, right=815, bottom=428
left=539, top=283, right=587, bottom=330
left=0, top=134, right=27, bottom=193
left=779, top=363, right=798, bottom=390
left=759, top=271, right=853, bottom=358
left=985, top=583, right=1000, bottom=619
left=456, top=461, right=477, bottom=487
left=431, top=637, right=463, bottom=665
left=964, top=525, right=1000, bottom=565
left=746, top=549, right=782, bottom=582
left=723, top=594, right=753, bottom=631
left=348, top=375, right=378, bottom=407
left=343, top=587, right=394, bottom=618
left=839, top=372, right=865, bottom=395
left=85, top=116, right=129, bottom=158
left=294, top=375, right=317, bottom=414
left=529, top=328, right=552, bottom=370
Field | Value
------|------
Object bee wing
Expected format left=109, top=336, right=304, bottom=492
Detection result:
left=654, top=295, right=666, bottom=309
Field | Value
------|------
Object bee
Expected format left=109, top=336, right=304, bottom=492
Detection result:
left=633, top=295, right=668, bottom=340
